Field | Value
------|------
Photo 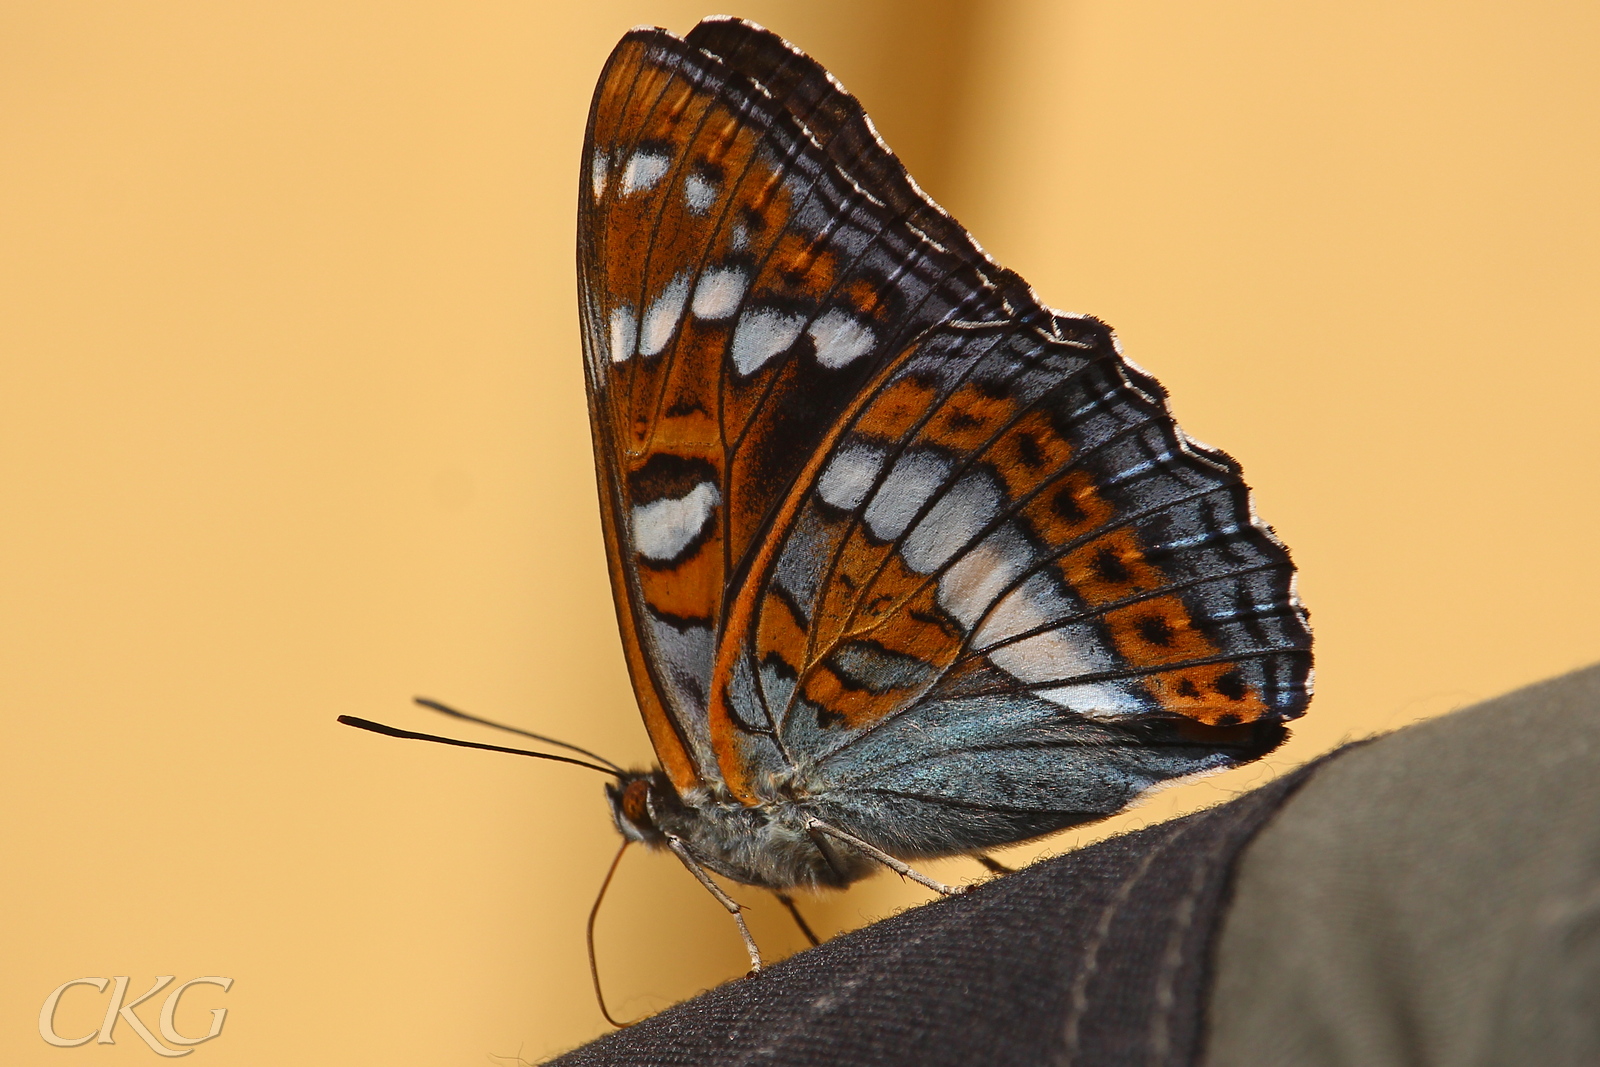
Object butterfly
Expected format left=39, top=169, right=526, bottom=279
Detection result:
left=341, top=14, right=1312, bottom=1002
left=576, top=14, right=1311, bottom=961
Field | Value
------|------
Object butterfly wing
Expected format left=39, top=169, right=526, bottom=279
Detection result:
left=579, top=19, right=1033, bottom=793
left=728, top=315, right=1312, bottom=852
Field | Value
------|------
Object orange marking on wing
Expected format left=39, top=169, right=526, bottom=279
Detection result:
left=636, top=329, right=724, bottom=457
left=1100, top=595, right=1218, bottom=667
left=844, top=552, right=937, bottom=645
left=661, top=80, right=695, bottom=125
left=748, top=166, right=785, bottom=217
left=755, top=590, right=807, bottom=673
left=636, top=538, right=722, bottom=620
left=796, top=554, right=961, bottom=733
left=1017, top=470, right=1117, bottom=547
left=1055, top=528, right=1165, bottom=607
left=649, top=399, right=720, bottom=453
left=984, top=409, right=1075, bottom=499
left=842, top=277, right=886, bottom=318
left=1100, top=594, right=1269, bottom=725
left=760, top=231, right=838, bottom=299
left=704, top=116, right=740, bottom=167
left=802, top=651, right=946, bottom=734
left=797, top=663, right=910, bottom=731
left=798, top=664, right=851, bottom=722
left=588, top=45, right=653, bottom=149
left=807, top=525, right=892, bottom=656
left=855, top=376, right=940, bottom=443
left=1143, top=663, right=1269, bottom=725
left=850, top=581, right=959, bottom=668
left=920, top=381, right=1016, bottom=452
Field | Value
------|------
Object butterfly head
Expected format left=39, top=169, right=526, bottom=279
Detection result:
left=604, top=769, right=674, bottom=847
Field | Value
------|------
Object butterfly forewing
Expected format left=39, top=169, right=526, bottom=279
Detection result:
left=580, top=18, right=1311, bottom=829
left=580, top=21, right=1037, bottom=792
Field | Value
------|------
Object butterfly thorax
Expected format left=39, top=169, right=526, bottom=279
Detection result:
left=604, top=769, right=874, bottom=890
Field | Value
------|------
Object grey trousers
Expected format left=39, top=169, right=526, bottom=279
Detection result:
left=1207, top=663, right=1600, bottom=1066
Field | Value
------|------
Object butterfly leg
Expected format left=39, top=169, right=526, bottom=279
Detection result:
left=975, top=854, right=1016, bottom=876
left=772, top=891, right=821, bottom=947
left=805, top=819, right=965, bottom=896
left=664, top=835, right=763, bottom=975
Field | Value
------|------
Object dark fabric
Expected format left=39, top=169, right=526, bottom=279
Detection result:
left=549, top=753, right=1340, bottom=1067
left=1206, top=662, right=1600, bottom=1067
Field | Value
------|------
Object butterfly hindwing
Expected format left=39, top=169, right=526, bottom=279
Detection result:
left=716, top=311, right=1311, bottom=833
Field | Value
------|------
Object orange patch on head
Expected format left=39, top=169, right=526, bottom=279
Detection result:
left=620, top=778, right=652, bottom=827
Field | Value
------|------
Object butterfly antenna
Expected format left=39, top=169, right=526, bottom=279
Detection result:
left=337, top=716, right=623, bottom=778
left=588, top=839, right=636, bottom=1028
left=413, top=697, right=627, bottom=774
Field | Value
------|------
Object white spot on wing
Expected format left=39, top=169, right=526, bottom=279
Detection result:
left=808, top=309, right=876, bottom=368
left=973, top=572, right=1072, bottom=648
left=936, top=528, right=1030, bottom=626
left=621, top=151, right=670, bottom=196
left=989, top=625, right=1114, bottom=685
left=731, top=308, right=806, bottom=375
left=863, top=451, right=952, bottom=541
left=691, top=268, right=747, bottom=321
left=1038, top=681, right=1148, bottom=717
left=632, top=482, right=720, bottom=561
left=590, top=151, right=608, bottom=200
left=902, top=475, right=1003, bottom=574
left=951, top=551, right=1130, bottom=714
left=684, top=173, right=717, bottom=214
left=817, top=442, right=887, bottom=511
left=608, top=306, right=637, bottom=363
left=640, top=274, right=690, bottom=356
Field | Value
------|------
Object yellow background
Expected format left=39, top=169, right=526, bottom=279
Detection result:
left=4, top=1, right=1597, bottom=1062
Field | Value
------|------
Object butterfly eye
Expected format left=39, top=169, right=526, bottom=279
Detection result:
left=620, top=778, right=653, bottom=829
